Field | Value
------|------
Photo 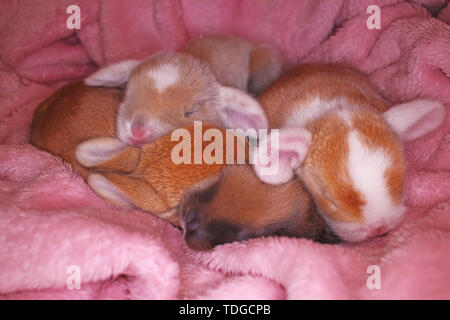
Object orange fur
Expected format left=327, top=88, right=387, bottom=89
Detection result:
left=30, top=82, right=121, bottom=179
left=178, top=164, right=335, bottom=250
left=302, top=114, right=365, bottom=222
left=260, top=63, right=389, bottom=128
left=96, top=36, right=281, bottom=147
left=257, top=64, right=405, bottom=223
left=80, top=123, right=249, bottom=227
left=179, top=63, right=410, bottom=246
left=30, top=82, right=247, bottom=227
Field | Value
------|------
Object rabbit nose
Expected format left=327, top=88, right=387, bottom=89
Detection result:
left=130, top=124, right=149, bottom=140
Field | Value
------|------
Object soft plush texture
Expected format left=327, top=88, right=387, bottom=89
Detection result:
left=0, top=0, right=449, bottom=299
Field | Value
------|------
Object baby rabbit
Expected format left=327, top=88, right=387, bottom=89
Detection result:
left=30, top=44, right=271, bottom=175
left=254, top=64, right=446, bottom=242
left=182, top=35, right=282, bottom=94
left=74, top=122, right=248, bottom=227
left=179, top=63, right=446, bottom=245
left=30, top=78, right=265, bottom=178
left=178, top=153, right=339, bottom=251
left=30, top=82, right=121, bottom=179
left=30, top=80, right=266, bottom=226
left=84, top=35, right=281, bottom=146
left=73, top=118, right=337, bottom=250
left=30, top=35, right=277, bottom=228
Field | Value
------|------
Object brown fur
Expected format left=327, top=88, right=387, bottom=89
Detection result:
left=112, top=36, right=282, bottom=146
left=179, top=165, right=337, bottom=250
left=183, top=35, right=283, bottom=95
left=30, top=82, right=248, bottom=227
left=30, top=82, right=122, bottom=179
left=179, top=63, right=406, bottom=247
left=302, top=114, right=366, bottom=222
left=81, top=123, right=249, bottom=227
left=259, top=63, right=389, bottom=128
left=260, top=63, right=405, bottom=223
left=183, top=35, right=253, bottom=91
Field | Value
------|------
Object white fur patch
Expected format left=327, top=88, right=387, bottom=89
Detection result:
left=336, top=109, right=352, bottom=125
left=116, top=116, right=132, bottom=145
left=285, top=98, right=355, bottom=127
left=88, top=174, right=135, bottom=208
left=318, top=130, right=406, bottom=242
left=75, top=137, right=127, bottom=167
left=285, top=98, right=329, bottom=127
left=323, top=213, right=404, bottom=242
left=347, top=130, right=405, bottom=224
left=148, top=64, right=180, bottom=92
left=285, top=97, right=362, bottom=127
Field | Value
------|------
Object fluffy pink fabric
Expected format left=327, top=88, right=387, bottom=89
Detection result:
left=0, top=0, right=449, bottom=299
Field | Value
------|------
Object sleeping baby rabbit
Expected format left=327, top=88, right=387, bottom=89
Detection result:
left=31, top=35, right=277, bottom=178
left=84, top=35, right=281, bottom=146
left=177, top=63, right=446, bottom=245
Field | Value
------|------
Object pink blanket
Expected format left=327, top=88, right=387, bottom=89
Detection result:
left=1, top=0, right=449, bottom=299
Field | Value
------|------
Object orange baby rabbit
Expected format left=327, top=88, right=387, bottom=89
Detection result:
left=84, top=35, right=280, bottom=146
left=179, top=63, right=446, bottom=244
left=74, top=122, right=249, bottom=227
left=30, top=78, right=266, bottom=219
left=30, top=82, right=121, bottom=179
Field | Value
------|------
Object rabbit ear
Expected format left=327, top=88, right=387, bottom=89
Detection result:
left=87, top=173, right=170, bottom=213
left=383, top=99, right=446, bottom=141
left=87, top=174, right=136, bottom=208
left=75, top=137, right=140, bottom=173
left=252, top=127, right=312, bottom=185
left=84, top=59, right=141, bottom=87
left=217, top=86, right=268, bottom=139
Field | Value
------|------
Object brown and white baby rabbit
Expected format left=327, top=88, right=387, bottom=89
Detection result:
left=254, top=64, right=446, bottom=242
left=30, top=36, right=276, bottom=176
left=31, top=35, right=278, bottom=228
left=30, top=80, right=265, bottom=226
left=84, top=35, right=281, bottom=146
left=30, top=78, right=264, bottom=186
left=179, top=63, right=446, bottom=245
